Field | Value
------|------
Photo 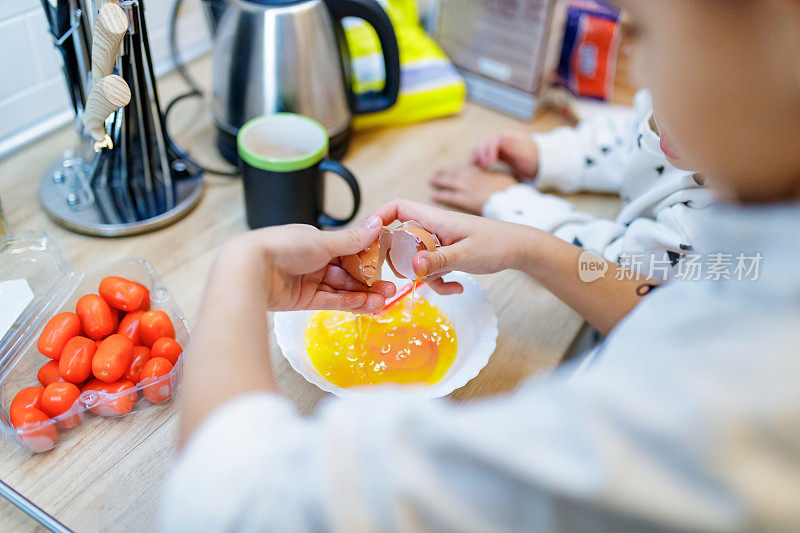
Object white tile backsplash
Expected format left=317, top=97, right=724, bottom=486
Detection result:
left=0, top=14, right=43, bottom=100
left=0, top=0, right=39, bottom=21
left=0, top=78, right=70, bottom=140
left=147, top=2, right=210, bottom=73
left=0, top=0, right=212, bottom=158
left=26, top=7, right=65, bottom=80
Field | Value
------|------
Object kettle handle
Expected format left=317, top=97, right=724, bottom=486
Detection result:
left=325, top=0, right=401, bottom=115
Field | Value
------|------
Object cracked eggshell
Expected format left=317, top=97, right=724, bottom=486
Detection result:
left=387, top=222, right=439, bottom=280
left=340, top=237, right=383, bottom=286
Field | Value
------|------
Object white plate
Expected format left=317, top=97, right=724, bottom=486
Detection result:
left=273, top=266, right=498, bottom=399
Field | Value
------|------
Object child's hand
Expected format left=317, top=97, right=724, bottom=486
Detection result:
left=221, top=217, right=396, bottom=313
left=182, top=218, right=396, bottom=445
left=471, top=131, right=540, bottom=179
left=374, top=199, right=535, bottom=294
left=429, top=165, right=518, bottom=214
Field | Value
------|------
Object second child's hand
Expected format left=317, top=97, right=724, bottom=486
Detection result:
left=374, top=199, right=658, bottom=336
left=471, top=130, right=540, bottom=179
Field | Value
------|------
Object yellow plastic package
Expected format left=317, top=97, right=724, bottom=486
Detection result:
left=343, top=0, right=465, bottom=129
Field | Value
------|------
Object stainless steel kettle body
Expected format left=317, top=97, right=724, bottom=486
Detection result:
left=210, top=0, right=400, bottom=162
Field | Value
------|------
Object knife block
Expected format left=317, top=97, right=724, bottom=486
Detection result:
left=39, top=0, right=203, bottom=237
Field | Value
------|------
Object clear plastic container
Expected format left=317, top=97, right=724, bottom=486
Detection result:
left=0, top=231, right=189, bottom=453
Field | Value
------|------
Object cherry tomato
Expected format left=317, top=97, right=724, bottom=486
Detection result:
left=58, top=336, right=96, bottom=384
left=41, top=382, right=82, bottom=429
left=92, top=334, right=133, bottom=382
left=13, top=408, right=58, bottom=453
left=117, top=311, right=144, bottom=345
left=124, top=346, right=151, bottom=383
left=139, top=311, right=175, bottom=347
left=99, top=276, right=147, bottom=312
left=151, top=337, right=182, bottom=366
left=134, top=282, right=151, bottom=311
left=37, top=360, right=63, bottom=387
left=76, top=294, right=116, bottom=340
left=82, top=379, right=137, bottom=416
left=37, top=312, right=81, bottom=359
left=10, top=386, right=44, bottom=425
left=110, top=307, right=120, bottom=331
left=139, top=357, right=173, bottom=404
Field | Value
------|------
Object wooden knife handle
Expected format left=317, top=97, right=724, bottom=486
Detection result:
left=91, top=3, right=128, bottom=84
left=83, top=74, right=131, bottom=141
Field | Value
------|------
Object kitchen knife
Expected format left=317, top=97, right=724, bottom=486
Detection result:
left=83, top=73, right=130, bottom=149
left=136, top=0, right=175, bottom=210
left=108, top=106, right=137, bottom=223
left=91, top=2, right=128, bottom=84
left=43, top=0, right=85, bottom=114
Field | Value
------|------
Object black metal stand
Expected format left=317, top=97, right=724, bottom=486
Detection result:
left=39, top=0, right=203, bottom=237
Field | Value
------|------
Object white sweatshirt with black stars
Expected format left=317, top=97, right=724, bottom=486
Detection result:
left=482, top=90, right=715, bottom=279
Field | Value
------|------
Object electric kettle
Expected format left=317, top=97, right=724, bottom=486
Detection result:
left=209, top=0, right=401, bottom=162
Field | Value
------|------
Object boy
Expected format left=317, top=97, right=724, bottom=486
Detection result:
left=163, top=1, right=800, bottom=530
left=430, top=90, right=714, bottom=280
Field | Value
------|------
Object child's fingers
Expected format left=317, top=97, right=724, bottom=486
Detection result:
left=473, top=134, right=500, bottom=168
left=431, top=188, right=465, bottom=209
left=321, top=268, right=397, bottom=299
left=351, top=293, right=389, bottom=314
left=430, top=173, right=463, bottom=193
left=309, top=290, right=367, bottom=310
left=480, top=137, right=501, bottom=167
left=373, top=198, right=441, bottom=227
left=319, top=215, right=382, bottom=258
left=471, top=136, right=491, bottom=165
left=340, top=292, right=386, bottom=314
left=429, top=169, right=457, bottom=189
left=321, top=266, right=370, bottom=292
left=372, top=198, right=472, bottom=246
left=372, top=280, right=397, bottom=298
left=470, top=148, right=481, bottom=166
left=306, top=291, right=386, bottom=313
left=472, top=137, right=495, bottom=166
left=413, top=243, right=468, bottom=278
left=426, top=278, right=464, bottom=296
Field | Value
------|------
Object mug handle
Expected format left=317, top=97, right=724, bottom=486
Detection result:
left=317, top=158, right=361, bottom=227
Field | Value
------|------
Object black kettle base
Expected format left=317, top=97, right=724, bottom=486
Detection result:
left=216, top=127, right=352, bottom=166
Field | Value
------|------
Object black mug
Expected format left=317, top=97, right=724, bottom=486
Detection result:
left=237, top=114, right=361, bottom=229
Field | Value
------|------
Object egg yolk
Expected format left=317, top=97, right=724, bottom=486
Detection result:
left=305, top=295, right=457, bottom=388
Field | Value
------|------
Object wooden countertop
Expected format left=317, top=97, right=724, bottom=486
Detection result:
left=0, top=55, right=621, bottom=532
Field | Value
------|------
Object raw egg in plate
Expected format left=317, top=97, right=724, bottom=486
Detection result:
left=273, top=264, right=497, bottom=399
